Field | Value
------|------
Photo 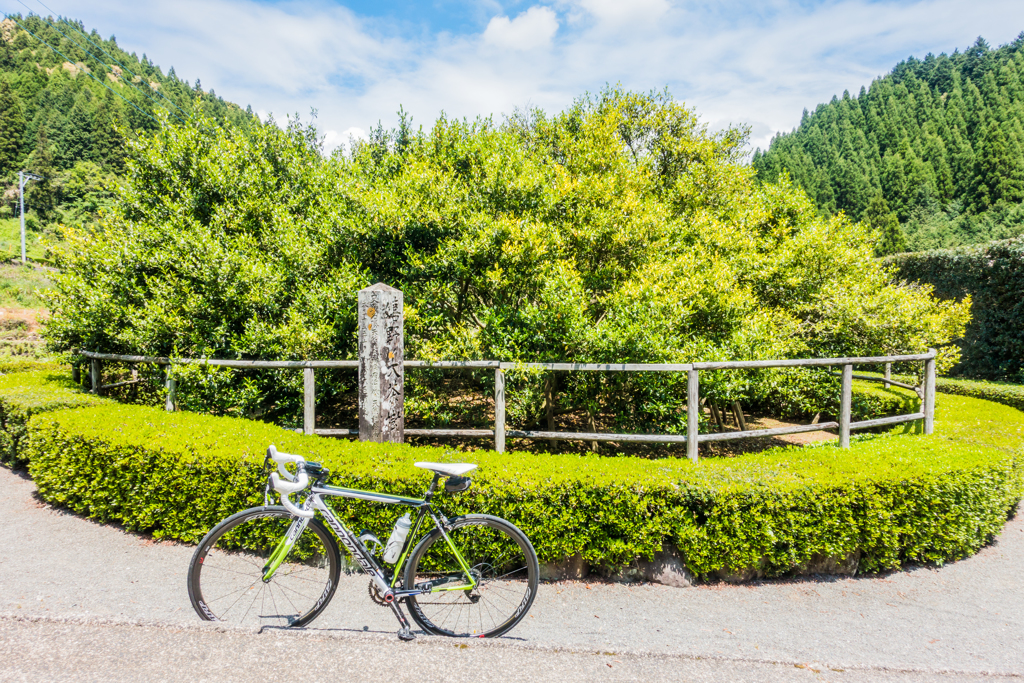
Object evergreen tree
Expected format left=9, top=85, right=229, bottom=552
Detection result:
left=0, top=79, right=25, bottom=176
left=92, top=89, right=124, bottom=172
left=57, top=93, right=95, bottom=168
left=969, top=120, right=1024, bottom=211
left=27, top=127, right=55, bottom=221
left=865, top=194, right=907, bottom=256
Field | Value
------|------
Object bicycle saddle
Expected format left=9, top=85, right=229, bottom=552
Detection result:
left=413, top=462, right=477, bottom=477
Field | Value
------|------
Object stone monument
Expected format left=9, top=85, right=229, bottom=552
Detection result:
left=358, top=283, right=404, bottom=442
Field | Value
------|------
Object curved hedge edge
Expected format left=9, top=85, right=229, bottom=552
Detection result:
left=0, top=370, right=111, bottom=468
left=21, top=393, right=1024, bottom=582
left=936, top=377, right=1024, bottom=413
left=863, top=370, right=1024, bottom=420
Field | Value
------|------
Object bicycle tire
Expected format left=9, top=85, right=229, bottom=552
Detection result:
left=187, top=506, right=340, bottom=628
left=403, top=514, right=539, bottom=638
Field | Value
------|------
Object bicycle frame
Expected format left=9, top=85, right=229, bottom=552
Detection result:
left=261, top=474, right=479, bottom=633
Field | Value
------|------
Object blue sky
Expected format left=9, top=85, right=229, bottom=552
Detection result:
left=29, top=0, right=1024, bottom=152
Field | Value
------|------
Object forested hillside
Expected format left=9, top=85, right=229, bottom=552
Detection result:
left=753, top=35, right=1024, bottom=253
left=0, top=13, right=251, bottom=235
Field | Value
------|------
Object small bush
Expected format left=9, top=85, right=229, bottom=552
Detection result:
left=852, top=380, right=919, bottom=419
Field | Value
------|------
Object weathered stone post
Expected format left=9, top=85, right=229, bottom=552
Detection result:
left=358, top=283, right=404, bottom=442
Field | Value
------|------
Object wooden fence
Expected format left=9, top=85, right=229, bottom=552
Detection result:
left=78, top=350, right=936, bottom=463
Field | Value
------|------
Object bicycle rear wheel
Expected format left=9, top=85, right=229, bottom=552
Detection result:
left=403, top=514, right=539, bottom=638
left=187, top=506, right=340, bottom=628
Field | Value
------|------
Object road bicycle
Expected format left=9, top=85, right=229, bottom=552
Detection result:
left=187, top=445, right=539, bottom=640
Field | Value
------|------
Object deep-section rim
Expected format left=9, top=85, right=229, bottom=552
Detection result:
left=187, top=505, right=341, bottom=628
left=403, top=514, right=539, bottom=638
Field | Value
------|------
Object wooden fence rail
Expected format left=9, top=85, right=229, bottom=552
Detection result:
left=79, top=349, right=937, bottom=462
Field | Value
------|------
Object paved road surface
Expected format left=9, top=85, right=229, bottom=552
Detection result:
left=1, top=466, right=1021, bottom=682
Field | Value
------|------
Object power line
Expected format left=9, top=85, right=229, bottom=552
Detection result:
left=28, top=0, right=196, bottom=126
left=1, top=12, right=162, bottom=127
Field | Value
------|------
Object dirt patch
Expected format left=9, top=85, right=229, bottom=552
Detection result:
left=0, top=308, right=44, bottom=337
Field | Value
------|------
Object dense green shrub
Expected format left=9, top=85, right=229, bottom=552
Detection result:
left=0, top=371, right=110, bottom=467
left=888, top=237, right=1024, bottom=379
left=45, top=89, right=969, bottom=434
left=852, top=380, right=919, bottom=420
left=23, top=391, right=1022, bottom=577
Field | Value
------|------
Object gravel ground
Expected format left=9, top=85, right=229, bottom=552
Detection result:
left=2, top=465, right=1022, bottom=681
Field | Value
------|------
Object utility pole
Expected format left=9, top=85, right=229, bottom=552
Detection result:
left=19, top=171, right=42, bottom=265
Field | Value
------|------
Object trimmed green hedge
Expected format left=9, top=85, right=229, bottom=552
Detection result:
left=861, top=371, right=1024, bottom=414
left=21, top=390, right=1023, bottom=577
left=888, top=237, right=1024, bottom=379
left=0, top=371, right=110, bottom=467
left=935, top=377, right=1024, bottom=413
left=852, top=380, right=919, bottom=419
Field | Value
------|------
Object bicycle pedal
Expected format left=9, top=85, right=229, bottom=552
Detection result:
left=397, top=627, right=415, bottom=641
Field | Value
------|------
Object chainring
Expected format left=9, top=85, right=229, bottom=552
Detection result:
left=368, top=580, right=389, bottom=606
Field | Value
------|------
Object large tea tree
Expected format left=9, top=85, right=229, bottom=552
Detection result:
left=45, top=89, right=969, bottom=430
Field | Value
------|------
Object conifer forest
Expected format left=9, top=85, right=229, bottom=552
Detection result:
left=754, top=34, right=1024, bottom=253
left=0, top=14, right=250, bottom=235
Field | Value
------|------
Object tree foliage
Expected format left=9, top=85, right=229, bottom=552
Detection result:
left=0, top=14, right=252, bottom=230
left=753, top=34, right=1024, bottom=252
left=44, top=90, right=971, bottom=433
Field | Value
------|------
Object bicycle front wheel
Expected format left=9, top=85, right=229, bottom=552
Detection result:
left=187, top=506, right=340, bottom=628
left=403, top=514, right=539, bottom=638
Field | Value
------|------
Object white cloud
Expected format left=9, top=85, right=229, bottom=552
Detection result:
left=66, top=0, right=1024, bottom=157
left=573, top=0, right=670, bottom=26
left=482, top=7, right=559, bottom=51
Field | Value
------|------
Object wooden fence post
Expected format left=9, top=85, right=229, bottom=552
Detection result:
left=494, top=368, right=505, bottom=453
left=90, top=359, right=100, bottom=394
left=165, top=366, right=177, bottom=412
left=303, top=367, right=315, bottom=436
left=883, top=362, right=891, bottom=389
left=924, top=349, right=936, bottom=435
left=687, top=369, right=699, bottom=462
left=72, top=363, right=80, bottom=384
left=840, top=364, right=852, bottom=448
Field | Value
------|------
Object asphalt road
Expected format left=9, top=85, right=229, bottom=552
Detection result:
left=2, top=465, right=1022, bottom=682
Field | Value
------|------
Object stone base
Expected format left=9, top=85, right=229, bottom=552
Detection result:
left=635, top=546, right=693, bottom=588
left=795, top=550, right=861, bottom=576
left=540, top=554, right=589, bottom=580
left=542, top=548, right=861, bottom=585
left=711, top=560, right=766, bottom=584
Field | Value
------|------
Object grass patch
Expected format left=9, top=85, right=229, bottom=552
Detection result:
left=0, top=263, right=52, bottom=308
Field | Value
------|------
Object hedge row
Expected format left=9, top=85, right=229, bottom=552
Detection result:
left=11, top=373, right=1021, bottom=578
left=863, top=370, right=1024, bottom=415
left=887, top=236, right=1024, bottom=380
left=0, top=371, right=110, bottom=467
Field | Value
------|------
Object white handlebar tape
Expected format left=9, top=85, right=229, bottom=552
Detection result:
left=267, top=444, right=305, bottom=483
left=270, top=472, right=314, bottom=518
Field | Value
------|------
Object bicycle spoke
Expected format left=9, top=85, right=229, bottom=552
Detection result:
left=189, top=509, right=338, bottom=628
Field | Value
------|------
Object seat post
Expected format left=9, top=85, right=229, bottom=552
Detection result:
left=424, top=473, right=441, bottom=502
